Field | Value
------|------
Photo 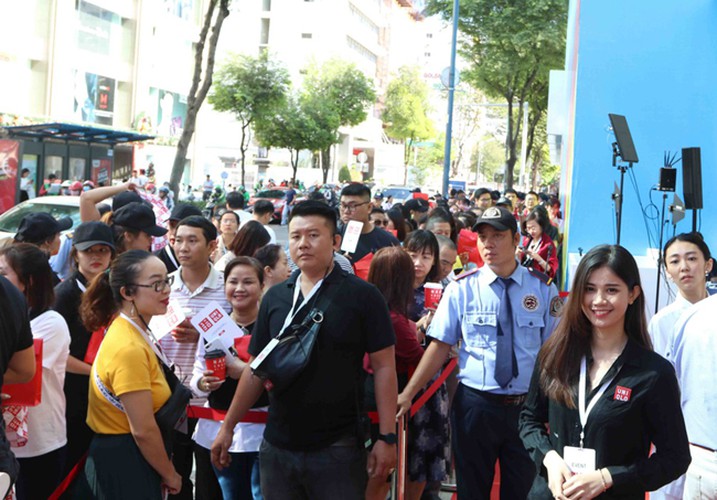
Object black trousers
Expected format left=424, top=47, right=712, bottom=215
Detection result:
left=451, top=384, right=534, bottom=500
left=168, top=418, right=221, bottom=500
left=16, top=446, right=66, bottom=500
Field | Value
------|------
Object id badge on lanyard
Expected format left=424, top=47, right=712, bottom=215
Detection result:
left=563, top=356, right=617, bottom=473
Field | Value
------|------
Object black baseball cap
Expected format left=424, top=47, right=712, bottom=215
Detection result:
left=472, top=206, right=518, bottom=233
left=113, top=202, right=167, bottom=237
left=73, top=221, right=115, bottom=251
left=112, top=191, right=143, bottom=212
left=14, top=212, right=73, bottom=243
left=404, top=198, right=429, bottom=212
left=169, top=203, right=203, bottom=222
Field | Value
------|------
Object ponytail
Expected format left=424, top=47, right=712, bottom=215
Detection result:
left=81, top=270, right=116, bottom=332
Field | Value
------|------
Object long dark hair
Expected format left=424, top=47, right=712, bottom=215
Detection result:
left=229, top=221, right=270, bottom=257
left=81, top=250, right=154, bottom=332
left=539, top=245, right=650, bottom=408
left=0, top=243, right=54, bottom=315
left=386, top=207, right=407, bottom=242
left=368, top=246, right=415, bottom=318
left=403, top=230, right=440, bottom=283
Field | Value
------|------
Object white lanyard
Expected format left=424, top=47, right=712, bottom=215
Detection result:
left=279, top=273, right=324, bottom=336
left=578, top=356, right=618, bottom=448
left=119, top=313, right=172, bottom=367
left=76, top=279, right=87, bottom=293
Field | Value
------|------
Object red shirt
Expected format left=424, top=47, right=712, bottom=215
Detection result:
left=364, top=311, right=424, bottom=375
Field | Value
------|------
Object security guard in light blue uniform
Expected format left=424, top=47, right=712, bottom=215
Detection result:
left=397, top=206, right=561, bottom=499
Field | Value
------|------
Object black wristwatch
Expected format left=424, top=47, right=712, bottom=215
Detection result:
left=377, top=433, right=397, bottom=445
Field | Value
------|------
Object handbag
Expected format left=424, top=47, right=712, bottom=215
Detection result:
left=154, top=358, right=191, bottom=448
left=251, top=270, right=347, bottom=396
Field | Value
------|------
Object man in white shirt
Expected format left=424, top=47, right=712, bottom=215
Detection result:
left=159, top=215, right=230, bottom=499
left=225, top=191, right=252, bottom=226
left=251, top=199, right=277, bottom=243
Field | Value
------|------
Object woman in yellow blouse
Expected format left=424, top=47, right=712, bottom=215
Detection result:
left=76, top=250, right=181, bottom=499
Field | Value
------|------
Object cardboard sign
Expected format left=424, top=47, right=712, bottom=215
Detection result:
left=341, top=220, right=364, bottom=254
left=190, top=302, right=243, bottom=355
left=2, top=339, right=43, bottom=407
left=148, top=299, right=187, bottom=339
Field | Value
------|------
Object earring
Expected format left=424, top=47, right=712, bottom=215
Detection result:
left=129, top=301, right=137, bottom=317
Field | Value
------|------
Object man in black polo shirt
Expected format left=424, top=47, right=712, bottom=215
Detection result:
left=211, top=200, right=398, bottom=499
left=339, top=183, right=399, bottom=277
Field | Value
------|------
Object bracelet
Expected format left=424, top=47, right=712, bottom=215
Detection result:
left=599, top=468, right=608, bottom=492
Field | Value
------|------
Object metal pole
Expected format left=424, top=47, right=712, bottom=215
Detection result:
left=442, top=0, right=460, bottom=197
left=518, top=101, right=529, bottom=189
left=654, top=192, right=668, bottom=314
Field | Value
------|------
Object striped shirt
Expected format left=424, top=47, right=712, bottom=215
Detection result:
left=160, top=265, right=231, bottom=405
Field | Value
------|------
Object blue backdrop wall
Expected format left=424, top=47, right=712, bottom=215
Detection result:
left=564, top=0, right=717, bottom=262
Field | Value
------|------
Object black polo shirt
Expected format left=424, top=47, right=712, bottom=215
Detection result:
left=248, top=265, right=395, bottom=451
left=54, top=271, right=92, bottom=421
left=0, top=276, right=33, bottom=387
left=519, top=339, right=691, bottom=498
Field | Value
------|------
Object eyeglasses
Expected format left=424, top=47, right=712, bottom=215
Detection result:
left=372, top=219, right=389, bottom=226
left=340, top=201, right=369, bottom=212
left=130, top=276, right=174, bottom=292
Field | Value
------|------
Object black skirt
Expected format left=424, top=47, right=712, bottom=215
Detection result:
left=74, top=434, right=163, bottom=500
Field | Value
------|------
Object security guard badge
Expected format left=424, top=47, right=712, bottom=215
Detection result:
left=550, top=295, right=564, bottom=317
left=522, top=294, right=539, bottom=312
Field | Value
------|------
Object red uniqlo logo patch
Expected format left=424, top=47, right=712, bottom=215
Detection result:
left=209, top=309, right=223, bottom=322
left=614, top=386, right=632, bottom=402
left=198, top=318, right=213, bottom=332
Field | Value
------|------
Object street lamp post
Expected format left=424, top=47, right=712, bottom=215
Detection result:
left=442, top=0, right=459, bottom=197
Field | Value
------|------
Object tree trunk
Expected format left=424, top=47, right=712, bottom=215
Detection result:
left=290, top=149, right=299, bottom=184
left=239, top=121, right=251, bottom=188
left=169, top=0, right=230, bottom=197
left=321, top=147, right=331, bottom=184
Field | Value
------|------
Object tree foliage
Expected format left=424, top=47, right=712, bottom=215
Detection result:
left=208, top=52, right=290, bottom=187
left=302, top=60, right=376, bottom=183
left=426, top=0, right=567, bottom=189
left=382, top=66, right=435, bottom=185
left=169, top=0, right=230, bottom=197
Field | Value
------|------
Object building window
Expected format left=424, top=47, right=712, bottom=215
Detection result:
left=426, top=33, right=433, bottom=38
left=424, top=52, right=431, bottom=57
left=262, top=0, right=271, bottom=10
left=301, top=33, right=313, bottom=39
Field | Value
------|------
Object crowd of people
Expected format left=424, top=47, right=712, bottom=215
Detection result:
left=0, top=177, right=713, bottom=500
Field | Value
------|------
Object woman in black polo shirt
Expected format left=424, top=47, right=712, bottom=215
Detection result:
left=519, top=245, right=690, bottom=499
left=53, top=221, right=115, bottom=476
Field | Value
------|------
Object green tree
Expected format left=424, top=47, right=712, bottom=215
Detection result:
left=338, top=165, right=352, bottom=183
left=255, top=95, right=340, bottom=184
left=414, top=137, right=446, bottom=186
left=169, top=0, right=231, bottom=197
left=208, top=52, right=290, bottom=187
left=382, top=66, right=435, bottom=185
left=302, top=60, right=376, bottom=184
left=427, top=0, right=567, bottom=189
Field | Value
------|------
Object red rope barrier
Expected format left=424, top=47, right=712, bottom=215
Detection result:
left=409, top=358, right=458, bottom=418
left=186, top=406, right=268, bottom=423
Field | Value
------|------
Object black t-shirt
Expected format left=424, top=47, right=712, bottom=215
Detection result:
left=0, top=276, right=33, bottom=388
left=54, top=271, right=92, bottom=420
left=248, top=266, right=395, bottom=451
left=341, top=224, right=400, bottom=264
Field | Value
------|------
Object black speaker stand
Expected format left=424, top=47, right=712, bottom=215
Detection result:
left=614, top=163, right=632, bottom=246
left=654, top=192, right=668, bottom=314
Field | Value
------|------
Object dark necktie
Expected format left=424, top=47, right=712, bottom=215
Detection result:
left=495, top=277, right=517, bottom=387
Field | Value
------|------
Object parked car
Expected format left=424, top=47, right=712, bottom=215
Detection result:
left=377, top=186, right=414, bottom=205
left=0, top=196, right=86, bottom=240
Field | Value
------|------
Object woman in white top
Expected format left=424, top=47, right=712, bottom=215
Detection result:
left=191, top=257, right=267, bottom=500
left=648, top=232, right=712, bottom=500
left=212, top=211, right=240, bottom=264
left=0, top=244, right=70, bottom=500
left=649, top=232, right=713, bottom=358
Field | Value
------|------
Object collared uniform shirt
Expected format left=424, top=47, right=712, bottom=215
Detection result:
left=159, top=265, right=231, bottom=405
left=672, top=294, right=717, bottom=452
left=428, top=262, right=559, bottom=395
left=648, top=293, right=691, bottom=360
left=519, top=340, right=691, bottom=498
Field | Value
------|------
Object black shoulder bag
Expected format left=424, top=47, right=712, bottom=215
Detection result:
left=154, top=358, right=192, bottom=455
left=251, top=271, right=347, bottom=396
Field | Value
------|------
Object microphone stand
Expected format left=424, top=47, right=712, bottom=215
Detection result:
left=654, top=192, right=668, bottom=314
left=612, top=142, right=631, bottom=246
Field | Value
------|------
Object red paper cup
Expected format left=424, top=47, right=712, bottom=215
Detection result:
left=204, top=350, right=226, bottom=381
left=424, top=282, right=443, bottom=310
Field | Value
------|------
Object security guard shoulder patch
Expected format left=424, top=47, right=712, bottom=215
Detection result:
left=549, top=295, right=564, bottom=317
